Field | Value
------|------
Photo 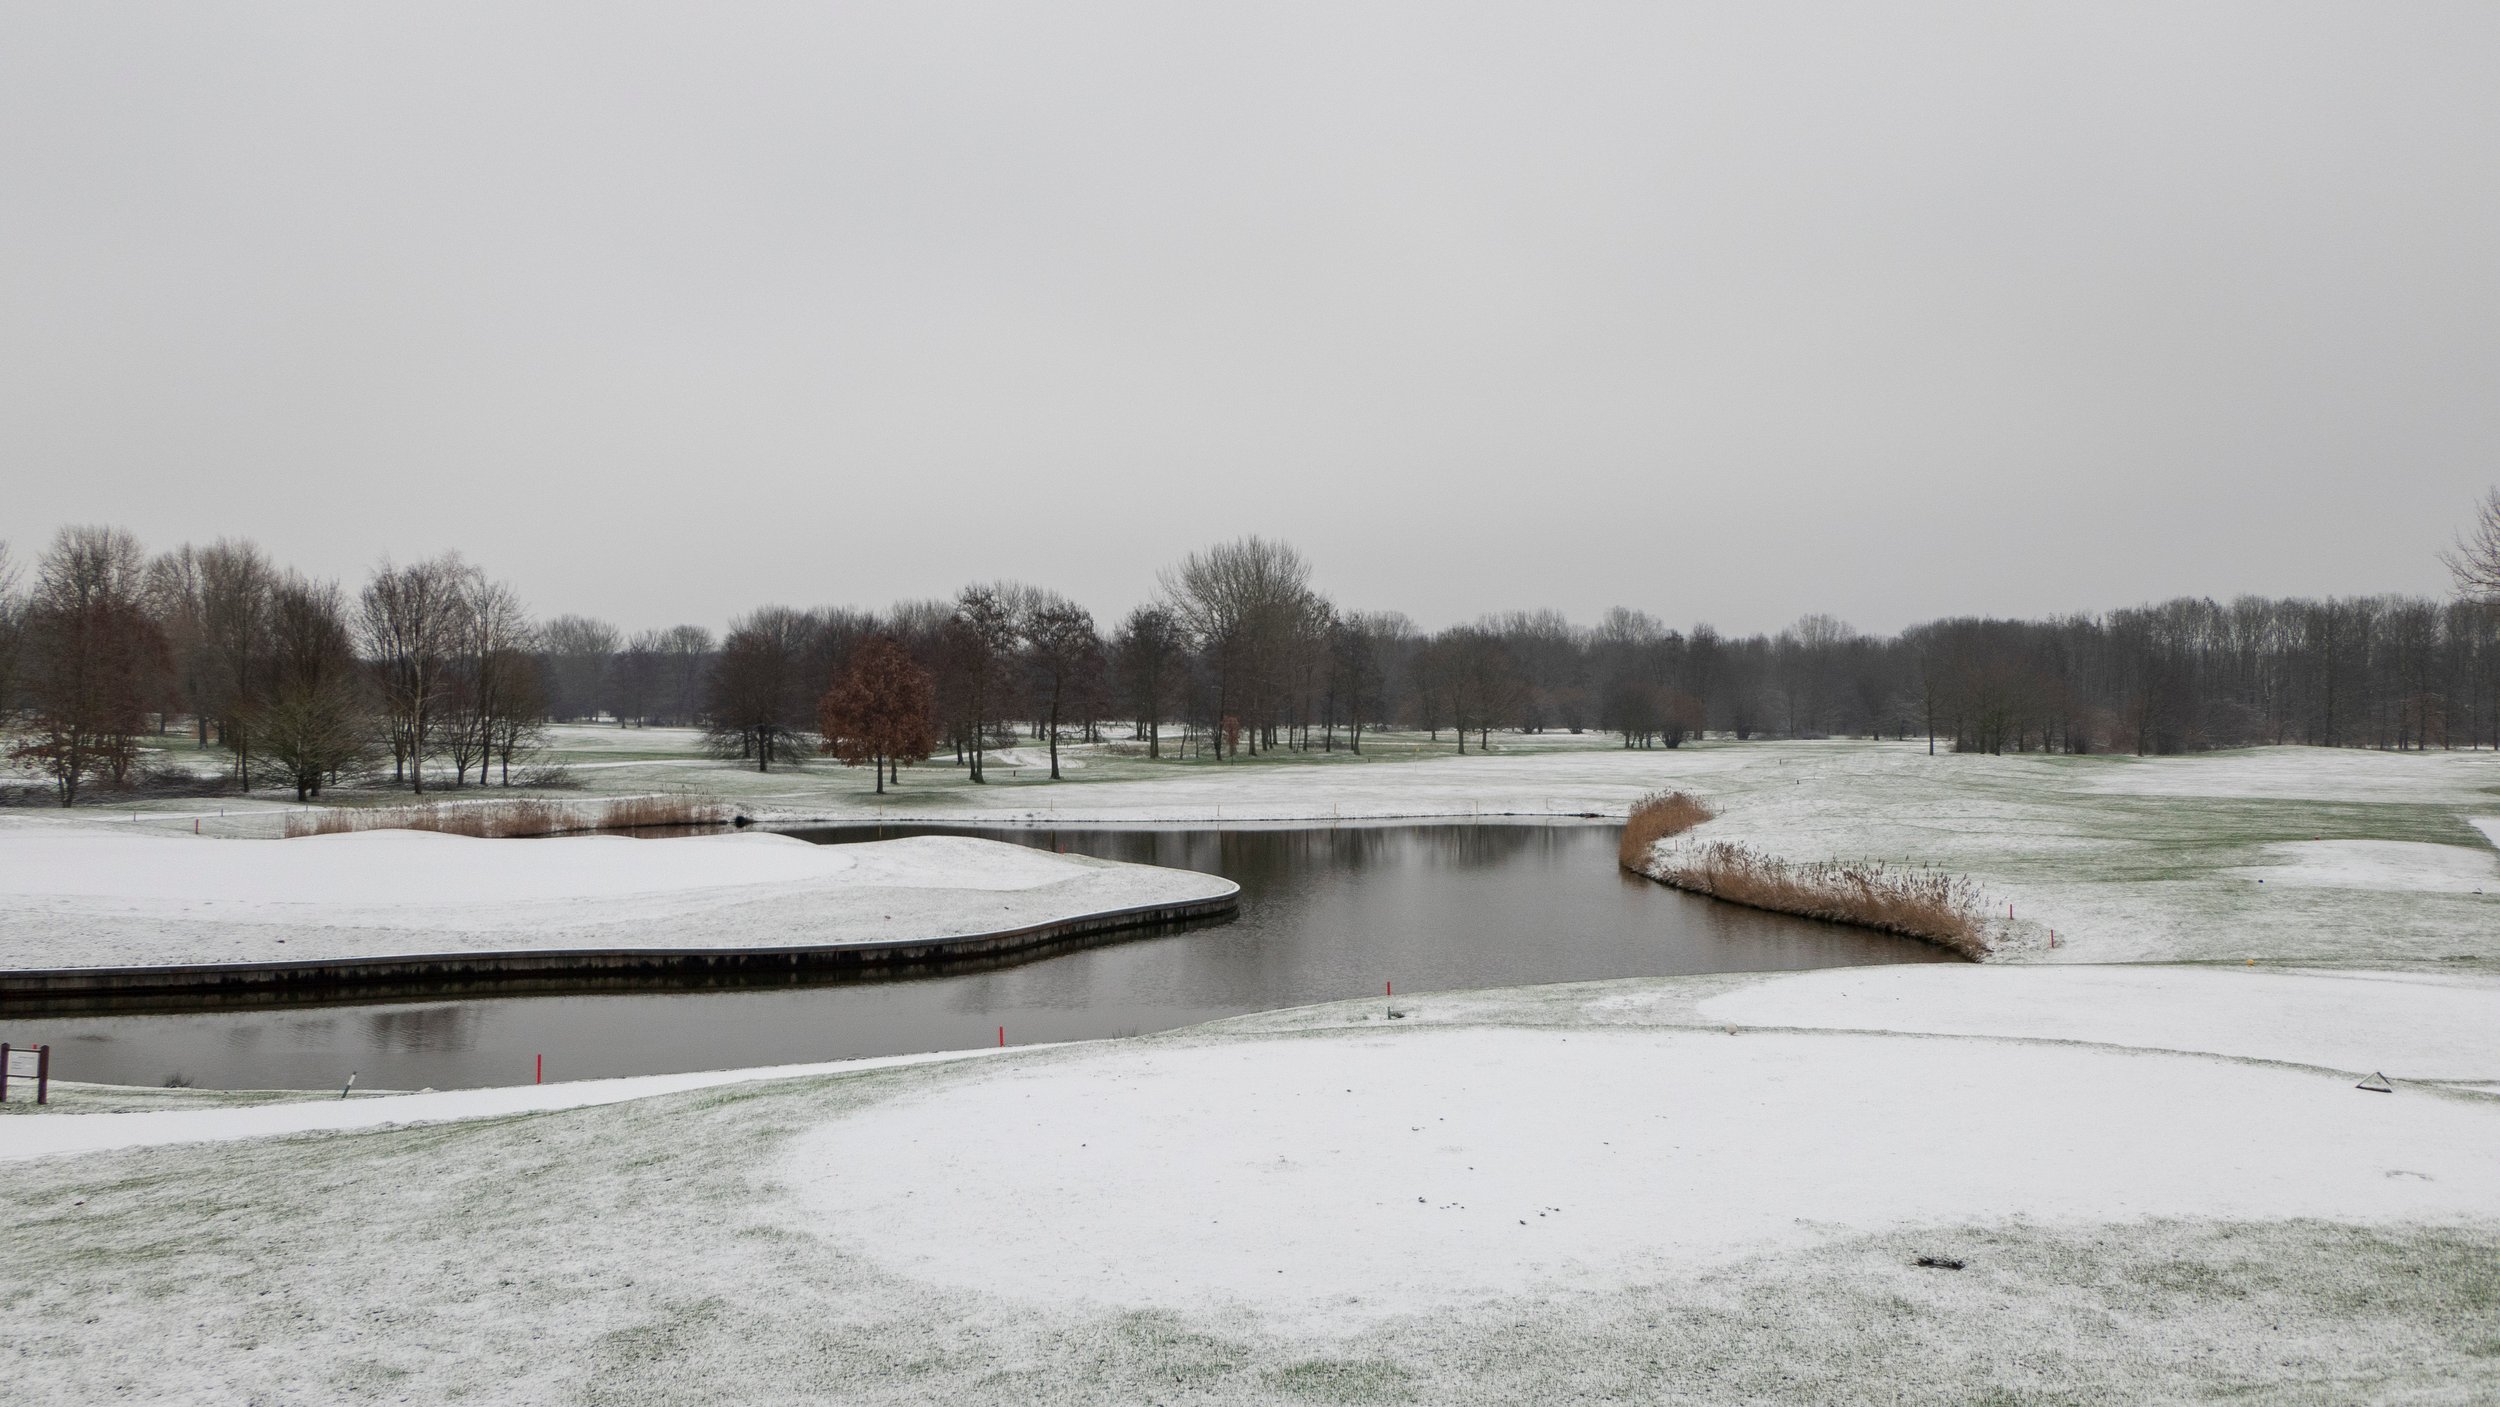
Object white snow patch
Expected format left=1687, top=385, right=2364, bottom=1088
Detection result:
left=2073, top=747, right=2500, bottom=804
left=2226, top=839, right=2500, bottom=894
left=0, top=1048, right=1012, bottom=1164
left=0, top=830, right=1233, bottom=968
left=0, top=829, right=1098, bottom=906
left=977, top=747, right=1084, bottom=772
left=782, top=1027, right=2500, bottom=1331
left=1688, top=965, right=2500, bottom=1079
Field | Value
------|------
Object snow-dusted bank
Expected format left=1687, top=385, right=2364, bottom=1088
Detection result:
left=508, top=728, right=2497, bottom=969
left=6, top=962, right=2498, bottom=1402
left=1542, top=739, right=2497, bottom=967
left=0, top=827, right=1236, bottom=990
left=5, top=741, right=2499, bottom=1402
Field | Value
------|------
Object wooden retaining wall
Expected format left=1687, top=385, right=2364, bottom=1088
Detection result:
left=0, top=889, right=1239, bottom=1009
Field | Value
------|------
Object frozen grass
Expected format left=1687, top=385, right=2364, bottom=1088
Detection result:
left=1682, top=965, right=2500, bottom=1082
left=5, top=1014, right=2497, bottom=1405
left=5, top=724, right=1681, bottom=836
left=1568, top=741, right=2500, bottom=969
left=282, top=793, right=733, bottom=838
left=1645, top=840, right=1993, bottom=959
left=1205, top=964, right=2500, bottom=1086
left=2224, top=838, right=2500, bottom=894
left=1615, top=789, right=1713, bottom=869
left=0, top=1051, right=1007, bottom=1159
left=0, top=1080, right=378, bottom=1117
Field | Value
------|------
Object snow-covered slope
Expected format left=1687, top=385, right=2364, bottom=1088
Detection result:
left=0, top=829, right=1234, bottom=969
left=783, top=1023, right=2500, bottom=1332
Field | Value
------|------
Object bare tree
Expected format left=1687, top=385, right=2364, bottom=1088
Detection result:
left=945, top=584, right=1025, bottom=782
left=612, top=630, right=661, bottom=727
left=13, top=527, right=166, bottom=804
left=652, top=624, right=714, bottom=724
left=358, top=555, right=470, bottom=793
left=1770, top=613, right=1858, bottom=738
left=540, top=614, right=621, bottom=722
left=446, top=572, right=536, bottom=786
left=2447, top=487, right=2500, bottom=602
left=1438, top=625, right=1521, bottom=752
left=703, top=607, right=818, bottom=771
left=1112, top=604, right=1185, bottom=758
left=144, top=545, right=209, bottom=740
left=1021, top=592, right=1101, bottom=780
left=489, top=657, right=553, bottom=785
left=1489, top=609, right=1585, bottom=733
left=1160, top=536, right=1317, bottom=758
left=0, top=541, right=29, bottom=727
left=1592, top=607, right=1668, bottom=746
left=1327, top=610, right=1406, bottom=753
left=195, top=541, right=278, bottom=784
left=258, top=575, right=373, bottom=800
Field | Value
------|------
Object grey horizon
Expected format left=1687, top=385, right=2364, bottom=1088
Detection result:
left=3, top=3, right=2495, bottom=636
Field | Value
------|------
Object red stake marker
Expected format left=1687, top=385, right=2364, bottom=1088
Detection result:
left=998, top=1026, right=1005, bottom=1047
left=1386, top=980, right=1393, bottom=997
left=535, top=1053, right=542, bottom=1084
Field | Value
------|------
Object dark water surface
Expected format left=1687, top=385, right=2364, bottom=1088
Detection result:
left=6, top=823, right=1951, bottom=1090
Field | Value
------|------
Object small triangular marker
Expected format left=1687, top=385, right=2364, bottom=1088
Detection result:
left=2356, top=1072, right=2393, bottom=1093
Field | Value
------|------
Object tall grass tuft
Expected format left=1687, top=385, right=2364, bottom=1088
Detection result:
left=284, top=795, right=733, bottom=840
left=1617, top=791, right=1716, bottom=870
left=1646, top=841, right=1991, bottom=959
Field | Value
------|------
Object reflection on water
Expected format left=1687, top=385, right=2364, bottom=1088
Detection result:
left=4, top=823, right=1951, bottom=1090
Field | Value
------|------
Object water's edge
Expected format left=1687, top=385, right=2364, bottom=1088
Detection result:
left=0, top=891, right=1239, bottom=1011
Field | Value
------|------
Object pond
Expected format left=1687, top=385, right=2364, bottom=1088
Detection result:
left=8, top=822, right=1953, bottom=1090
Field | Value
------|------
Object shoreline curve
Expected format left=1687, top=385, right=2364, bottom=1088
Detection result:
left=0, top=887, right=1240, bottom=1008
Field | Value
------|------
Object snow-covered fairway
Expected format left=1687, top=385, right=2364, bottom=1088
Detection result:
left=0, top=829, right=1234, bottom=970
left=787, top=1025, right=2500, bottom=1334
left=1685, top=964, right=2500, bottom=1079
left=7, top=964, right=2500, bottom=1403
left=45, top=732, right=2498, bottom=964
left=6, top=740, right=2500, bottom=1402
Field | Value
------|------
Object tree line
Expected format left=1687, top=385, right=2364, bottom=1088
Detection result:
left=2, top=509, right=2497, bottom=805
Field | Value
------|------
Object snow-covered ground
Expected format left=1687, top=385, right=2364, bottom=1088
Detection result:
left=71, top=731, right=2496, bottom=964
left=2227, top=838, right=2500, bottom=893
left=0, top=1048, right=1010, bottom=1156
left=7, top=961, right=2498, bottom=1403
left=0, top=829, right=1233, bottom=969
left=1604, top=740, right=2500, bottom=968
left=56, top=731, right=2497, bottom=969
left=787, top=1022, right=2500, bottom=1335
left=5, top=739, right=2499, bottom=1402
left=1682, top=963, right=2500, bottom=1078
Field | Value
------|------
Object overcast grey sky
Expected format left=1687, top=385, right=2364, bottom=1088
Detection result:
left=3, top=4, right=2495, bottom=635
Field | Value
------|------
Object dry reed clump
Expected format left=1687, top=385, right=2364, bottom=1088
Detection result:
left=1650, top=840, right=1992, bottom=960
left=284, top=795, right=733, bottom=840
left=1617, top=791, right=1716, bottom=870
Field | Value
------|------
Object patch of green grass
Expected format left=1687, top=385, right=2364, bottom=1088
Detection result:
left=1261, top=1356, right=1418, bottom=1402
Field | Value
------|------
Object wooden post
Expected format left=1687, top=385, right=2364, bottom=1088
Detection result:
left=4, top=1044, right=50, bottom=1105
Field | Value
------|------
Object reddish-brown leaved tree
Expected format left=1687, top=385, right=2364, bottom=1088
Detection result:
left=817, top=635, right=936, bottom=793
